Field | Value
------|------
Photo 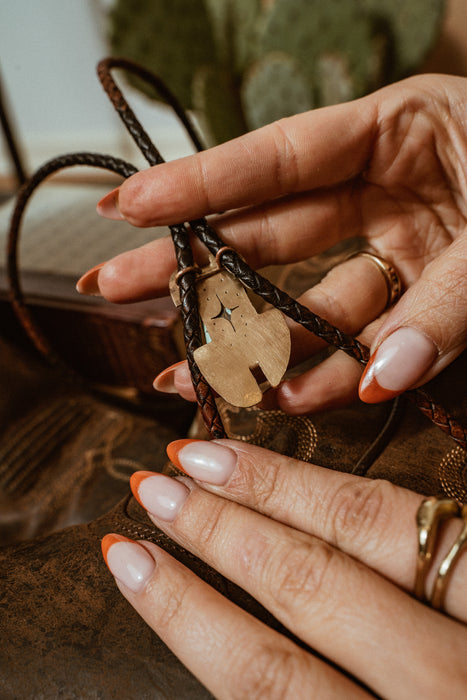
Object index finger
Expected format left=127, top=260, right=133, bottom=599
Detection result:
left=116, top=97, right=377, bottom=228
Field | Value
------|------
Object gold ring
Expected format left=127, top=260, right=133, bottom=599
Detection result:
left=431, top=503, right=467, bottom=610
left=348, top=251, right=403, bottom=309
left=415, top=496, right=467, bottom=610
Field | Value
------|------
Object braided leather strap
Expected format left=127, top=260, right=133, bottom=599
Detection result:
left=407, top=389, right=467, bottom=448
left=8, top=151, right=138, bottom=375
left=96, top=57, right=226, bottom=438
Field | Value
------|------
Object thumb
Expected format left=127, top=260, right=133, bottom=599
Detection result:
left=359, top=235, right=467, bottom=403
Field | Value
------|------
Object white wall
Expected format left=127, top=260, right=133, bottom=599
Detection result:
left=0, top=0, right=195, bottom=178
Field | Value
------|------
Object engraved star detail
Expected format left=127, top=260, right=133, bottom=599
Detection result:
left=211, top=295, right=239, bottom=331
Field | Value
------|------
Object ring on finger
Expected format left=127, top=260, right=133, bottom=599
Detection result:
left=347, top=251, right=402, bottom=309
left=415, top=496, right=467, bottom=610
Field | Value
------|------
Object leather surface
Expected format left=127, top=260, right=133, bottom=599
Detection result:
left=0, top=336, right=194, bottom=546
left=0, top=496, right=294, bottom=700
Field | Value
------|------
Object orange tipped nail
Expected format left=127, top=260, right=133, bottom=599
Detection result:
left=153, top=361, right=187, bottom=394
left=166, top=439, right=203, bottom=472
left=130, top=471, right=155, bottom=507
left=358, top=370, right=400, bottom=403
left=101, top=533, right=134, bottom=567
left=359, top=327, right=437, bottom=403
left=96, top=187, right=125, bottom=220
left=76, top=262, right=105, bottom=296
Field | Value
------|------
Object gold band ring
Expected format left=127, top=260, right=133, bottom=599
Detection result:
left=415, top=496, right=467, bottom=610
left=348, top=251, right=403, bottom=309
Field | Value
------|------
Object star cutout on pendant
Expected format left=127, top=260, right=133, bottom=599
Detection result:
left=211, top=295, right=239, bottom=331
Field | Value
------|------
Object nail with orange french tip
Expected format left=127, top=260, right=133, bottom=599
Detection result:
left=153, top=361, right=187, bottom=394
left=101, top=533, right=131, bottom=566
left=166, top=439, right=202, bottom=472
left=359, top=327, right=438, bottom=404
left=166, top=439, right=237, bottom=486
left=96, top=187, right=125, bottom=221
left=129, top=471, right=156, bottom=508
left=76, top=262, right=105, bottom=296
left=101, top=533, right=156, bottom=593
left=358, top=365, right=400, bottom=404
left=130, top=471, right=190, bottom=521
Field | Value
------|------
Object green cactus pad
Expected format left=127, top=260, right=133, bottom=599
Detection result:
left=109, top=0, right=216, bottom=109
left=357, top=0, right=445, bottom=80
left=255, top=0, right=385, bottom=102
left=241, top=52, right=313, bottom=131
left=228, top=0, right=262, bottom=72
left=203, top=0, right=232, bottom=64
left=204, top=0, right=261, bottom=72
left=192, top=65, right=247, bottom=144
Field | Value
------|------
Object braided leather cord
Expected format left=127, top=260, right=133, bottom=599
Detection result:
left=407, top=389, right=467, bottom=447
left=96, top=58, right=226, bottom=438
left=8, top=152, right=138, bottom=378
left=7, top=57, right=467, bottom=449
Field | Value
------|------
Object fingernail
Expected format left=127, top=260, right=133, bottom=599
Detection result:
left=153, top=361, right=187, bottom=394
left=359, top=327, right=438, bottom=403
left=96, top=187, right=125, bottom=220
left=76, top=262, right=105, bottom=295
left=101, top=534, right=155, bottom=593
left=130, top=471, right=190, bottom=521
left=166, top=439, right=237, bottom=486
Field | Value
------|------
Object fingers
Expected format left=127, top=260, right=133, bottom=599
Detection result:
left=82, top=183, right=362, bottom=304
left=128, top=469, right=467, bottom=699
left=156, top=355, right=362, bottom=414
left=77, top=236, right=177, bottom=303
left=102, top=535, right=369, bottom=700
left=267, top=351, right=362, bottom=414
left=152, top=253, right=390, bottom=410
left=359, top=232, right=467, bottom=402
left=165, top=439, right=467, bottom=623
left=101, top=98, right=376, bottom=228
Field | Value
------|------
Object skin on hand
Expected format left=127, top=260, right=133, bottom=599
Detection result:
left=103, top=439, right=467, bottom=699
left=79, top=73, right=467, bottom=411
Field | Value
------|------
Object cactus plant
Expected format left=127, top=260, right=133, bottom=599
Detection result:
left=109, top=0, right=445, bottom=144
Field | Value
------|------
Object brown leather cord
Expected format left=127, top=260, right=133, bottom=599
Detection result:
left=97, top=57, right=226, bottom=438
left=0, top=70, right=28, bottom=187
left=8, top=152, right=138, bottom=382
left=7, top=57, right=467, bottom=449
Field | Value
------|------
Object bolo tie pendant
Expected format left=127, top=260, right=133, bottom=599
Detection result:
left=170, top=253, right=291, bottom=408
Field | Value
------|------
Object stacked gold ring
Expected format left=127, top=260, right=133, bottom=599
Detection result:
left=348, top=251, right=403, bottom=309
left=415, top=496, right=467, bottom=611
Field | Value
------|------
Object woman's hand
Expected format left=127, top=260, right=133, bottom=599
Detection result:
left=102, top=439, right=467, bottom=698
left=77, top=73, right=467, bottom=412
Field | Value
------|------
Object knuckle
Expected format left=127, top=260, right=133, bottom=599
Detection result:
left=228, top=451, right=298, bottom=517
left=233, top=643, right=302, bottom=700
left=309, top=272, right=352, bottom=331
left=271, top=119, right=299, bottom=193
left=329, top=478, right=397, bottom=554
left=266, top=539, right=337, bottom=616
left=192, top=499, right=227, bottom=552
left=195, top=157, right=214, bottom=213
left=148, top=576, right=193, bottom=632
left=119, top=176, right=151, bottom=224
